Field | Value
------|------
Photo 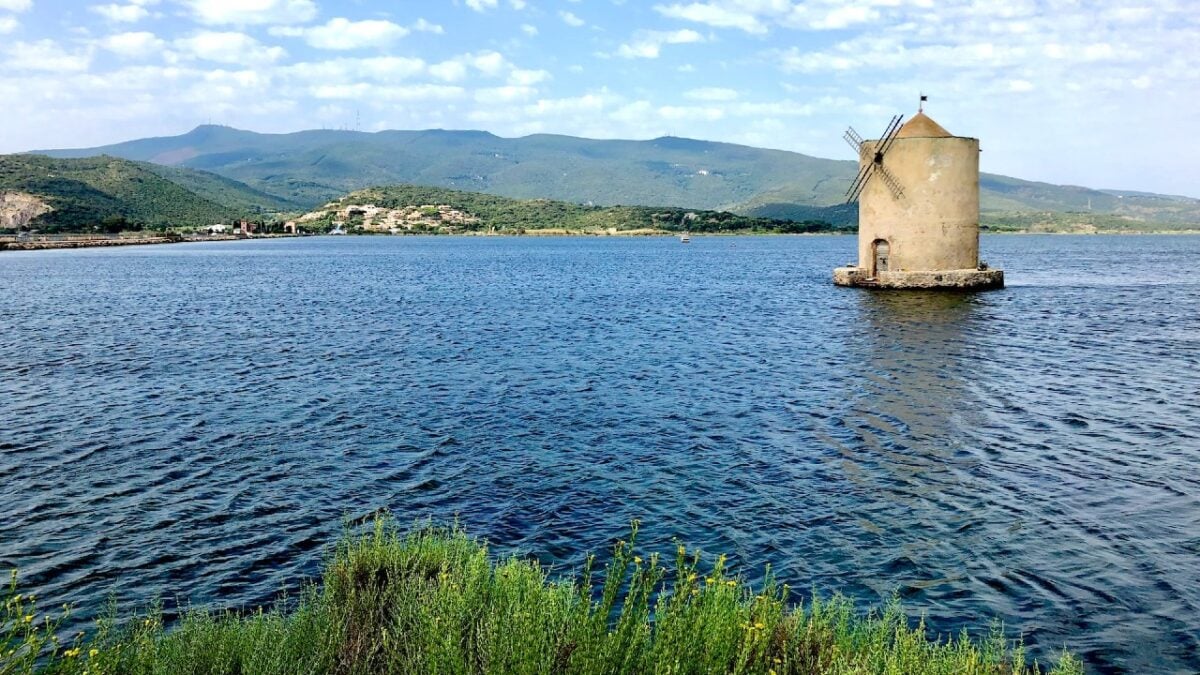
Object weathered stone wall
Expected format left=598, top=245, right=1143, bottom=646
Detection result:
left=857, top=136, right=979, bottom=272
left=834, top=266, right=1003, bottom=289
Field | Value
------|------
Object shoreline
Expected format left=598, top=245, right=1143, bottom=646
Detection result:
left=3, top=229, right=1197, bottom=252
left=0, top=233, right=296, bottom=252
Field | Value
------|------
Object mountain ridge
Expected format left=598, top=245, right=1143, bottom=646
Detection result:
left=33, top=125, right=1200, bottom=228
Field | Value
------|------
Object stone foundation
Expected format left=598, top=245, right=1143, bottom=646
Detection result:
left=833, top=266, right=1004, bottom=290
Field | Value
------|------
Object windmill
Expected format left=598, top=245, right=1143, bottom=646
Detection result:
left=843, top=114, right=906, bottom=203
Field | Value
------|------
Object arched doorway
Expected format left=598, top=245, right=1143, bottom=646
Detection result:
left=871, top=239, right=890, bottom=276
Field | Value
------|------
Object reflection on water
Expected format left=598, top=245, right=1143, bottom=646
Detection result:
left=1, top=235, right=1198, bottom=673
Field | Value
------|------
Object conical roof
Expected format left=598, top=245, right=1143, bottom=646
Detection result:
left=896, top=111, right=952, bottom=138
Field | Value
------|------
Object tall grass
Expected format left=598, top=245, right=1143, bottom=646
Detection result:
left=2, top=516, right=1083, bottom=674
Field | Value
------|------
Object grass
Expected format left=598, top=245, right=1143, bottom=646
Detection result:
left=2, top=516, right=1084, bottom=674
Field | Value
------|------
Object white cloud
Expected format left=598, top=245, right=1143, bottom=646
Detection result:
left=508, top=68, right=549, bottom=85
left=616, top=29, right=705, bottom=58
left=520, top=23, right=538, bottom=36
left=1007, top=79, right=1033, bottom=92
left=99, top=31, right=166, bottom=58
left=509, top=0, right=526, bottom=8
left=180, top=0, right=316, bottom=25
left=2, top=39, right=92, bottom=71
left=279, top=56, right=427, bottom=86
left=0, top=15, right=16, bottom=33
left=466, top=50, right=507, bottom=75
left=800, top=5, right=878, bottom=30
left=413, top=18, right=444, bottom=34
left=466, top=0, right=498, bottom=11
left=427, top=50, right=514, bottom=82
left=654, top=2, right=768, bottom=34
left=0, top=0, right=31, bottom=11
left=655, top=0, right=890, bottom=33
left=559, top=11, right=585, bottom=27
left=684, top=86, right=738, bottom=101
left=90, top=2, right=158, bottom=23
left=271, top=18, right=409, bottom=50
left=174, top=31, right=286, bottom=64
left=429, top=59, right=468, bottom=81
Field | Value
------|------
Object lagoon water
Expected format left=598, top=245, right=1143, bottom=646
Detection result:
left=1, top=235, right=1198, bottom=672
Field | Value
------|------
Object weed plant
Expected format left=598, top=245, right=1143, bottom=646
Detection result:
left=2, top=516, right=1084, bottom=674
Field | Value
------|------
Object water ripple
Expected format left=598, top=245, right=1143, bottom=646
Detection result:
left=1, top=235, right=1198, bottom=672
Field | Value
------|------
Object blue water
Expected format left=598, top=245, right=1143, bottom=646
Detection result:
left=1, top=235, right=1198, bottom=673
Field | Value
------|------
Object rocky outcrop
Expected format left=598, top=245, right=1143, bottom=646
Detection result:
left=298, top=202, right=480, bottom=232
left=0, top=192, right=53, bottom=229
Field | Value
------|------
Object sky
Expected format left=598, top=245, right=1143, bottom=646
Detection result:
left=1, top=0, right=1197, bottom=196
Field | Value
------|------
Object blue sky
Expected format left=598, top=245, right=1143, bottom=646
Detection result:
left=1, top=0, right=1197, bottom=196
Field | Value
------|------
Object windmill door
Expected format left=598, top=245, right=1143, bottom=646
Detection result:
left=872, top=240, right=890, bottom=275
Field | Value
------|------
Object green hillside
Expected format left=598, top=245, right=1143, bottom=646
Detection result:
left=306, top=184, right=844, bottom=234
left=141, top=163, right=302, bottom=213
left=0, top=154, right=288, bottom=232
left=34, top=126, right=861, bottom=210
left=38, top=125, right=1200, bottom=230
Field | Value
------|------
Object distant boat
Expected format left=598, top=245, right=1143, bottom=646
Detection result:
left=679, top=232, right=690, bottom=243
left=330, top=225, right=346, bottom=235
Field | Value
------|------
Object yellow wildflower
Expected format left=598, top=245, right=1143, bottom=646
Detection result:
left=64, top=647, right=81, bottom=658
left=770, top=670, right=777, bottom=675
left=90, top=649, right=99, bottom=657
left=23, top=614, right=33, bottom=623
left=634, top=556, right=643, bottom=564
left=726, top=580, right=737, bottom=587
left=755, top=622, right=765, bottom=629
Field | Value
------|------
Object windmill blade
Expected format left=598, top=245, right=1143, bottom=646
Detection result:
left=874, top=114, right=905, bottom=161
left=845, top=114, right=906, bottom=203
left=845, top=161, right=875, bottom=203
left=875, top=162, right=905, bottom=200
left=843, top=126, right=865, bottom=156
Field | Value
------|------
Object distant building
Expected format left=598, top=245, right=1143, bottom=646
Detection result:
left=834, top=108, right=1003, bottom=290
left=208, top=224, right=229, bottom=234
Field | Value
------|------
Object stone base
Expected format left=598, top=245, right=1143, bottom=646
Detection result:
left=833, top=267, right=1004, bottom=290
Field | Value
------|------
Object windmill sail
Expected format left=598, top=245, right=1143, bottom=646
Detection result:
left=845, top=115, right=904, bottom=203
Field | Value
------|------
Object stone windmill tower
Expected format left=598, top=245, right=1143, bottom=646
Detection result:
left=833, top=100, right=1003, bottom=290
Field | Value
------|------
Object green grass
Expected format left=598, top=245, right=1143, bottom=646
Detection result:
left=2, top=516, right=1083, bottom=674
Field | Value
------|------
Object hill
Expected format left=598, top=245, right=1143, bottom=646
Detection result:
left=36, top=126, right=1200, bottom=230
left=40, top=126, right=850, bottom=212
left=296, top=184, right=842, bottom=235
left=0, top=155, right=295, bottom=232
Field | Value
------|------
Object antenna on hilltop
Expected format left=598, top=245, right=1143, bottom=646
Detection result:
left=356, top=109, right=361, bottom=132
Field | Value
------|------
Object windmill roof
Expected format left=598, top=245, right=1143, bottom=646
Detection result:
left=896, top=111, right=952, bottom=138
